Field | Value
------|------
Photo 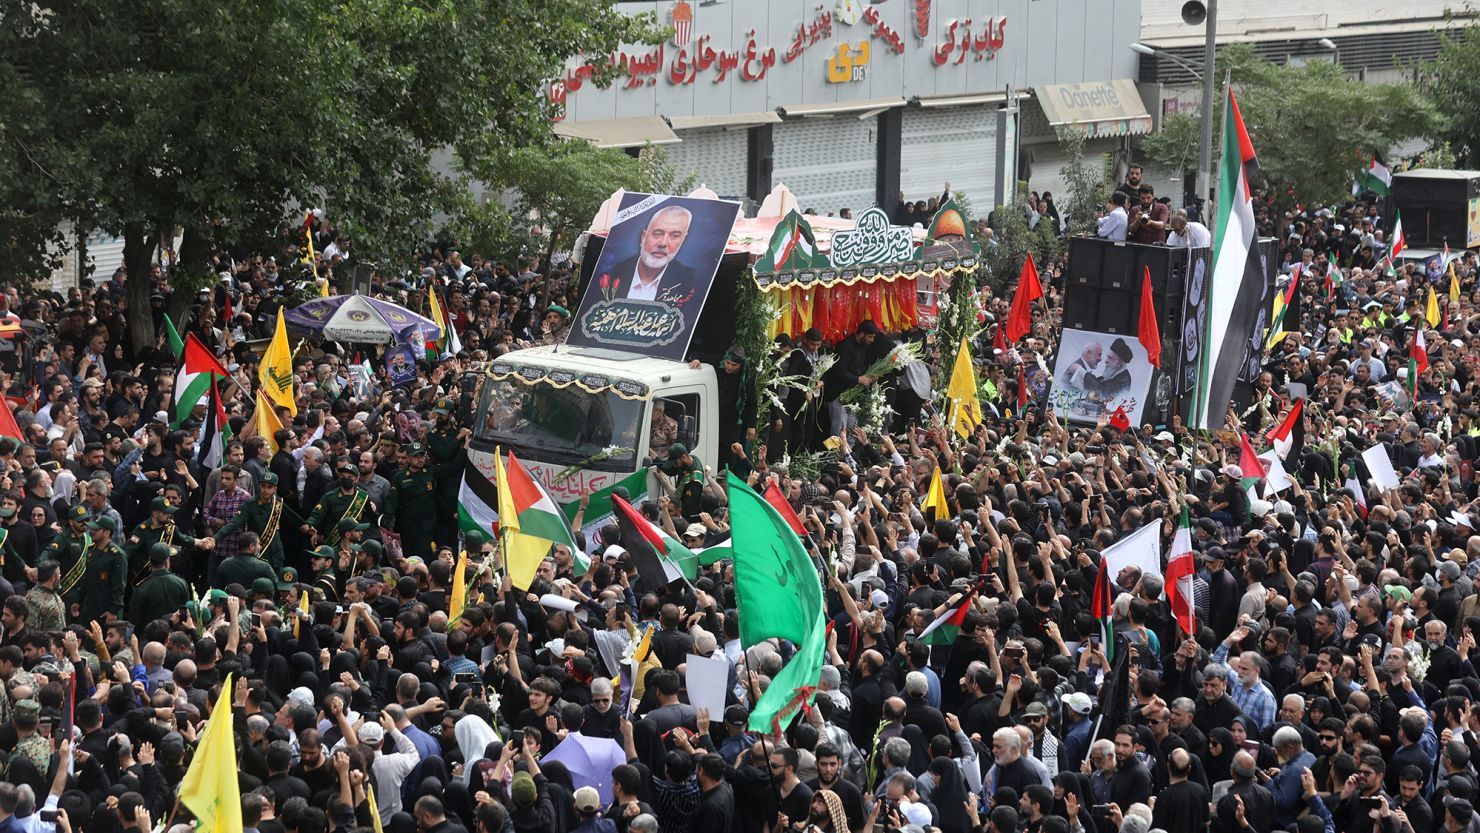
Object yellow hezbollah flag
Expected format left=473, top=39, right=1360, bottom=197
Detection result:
left=495, top=449, right=547, bottom=590
left=945, top=336, right=982, bottom=438
left=366, top=783, right=385, bottom=833
left=179, top=674, right=242, bottom=833
left=1452, top=261, right=1462, bottom=304
left=449, top=547, right=469, bottom=624
left=1427, top=286, right=1441, bottom=327
left=921, top=466, right=950, bottom=523
left=294, top=589, right=309, bottom=639
left=260, top=314, right=297, bottom=417
left=254, top=390, right=285, bottom=456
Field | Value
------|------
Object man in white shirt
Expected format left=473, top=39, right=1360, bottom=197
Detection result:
left=1167, top=213, right=1211, bottom=248
left=620, top=206, right=700, bottom=306
left=1096, top=192, right=1129, bottom=241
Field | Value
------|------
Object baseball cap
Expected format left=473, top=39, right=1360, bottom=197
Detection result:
left=357, top=723, right=385, bottom=745
left=87, top=516, right=117, bottom=533
left=573, top=787, right=601, bottom=814
left=260, top=472, right=279, bottom=486
left=150, top=496, right=179, bottom=514
left=724, top=705, right=748, bottom=726
left=904, top=671, right=928, bottom=697
left=684, top=523, right=707, bottom=539
left=310, top=545, right=337, bottom=561
left=1063, top=692, right=1093, bottom=714
left=1447, top=797, right=1475, bottom=826
left=406, top=442, right=427, bottom=456
left=336, top=518, right=370, bottom=533
left=1022, top=701, right=1049, bottom=718
left=251, top=577, right=276, bottom=598
left=67, top=505, right=89, bottom=523
left=278, top=567, right=299, bottom=590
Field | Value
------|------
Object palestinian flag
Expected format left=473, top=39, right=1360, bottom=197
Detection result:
left=174, top=333, right=231, bottom=429
left=919, top=592, right=974, bottom=646
left=561, top=468, right=650, bottom=542
left=761, top=210, right=818, bottom=272
left=456, top=457, right=500, bottom=543
left=1238, top=431, right=1267, bottom=502
left=500, top=451, right=587, bottom=576
left=1266, top=398, right=1305, bottom=462
left=1391, top=209, right=1407, bottom=260
left=1165, top=508, right=1196, bottom=638
left=1090, top=557, right=1116, bottom=664
left=1192, top=86, right=1266, bottom=430
left=164, top=315, right=186, bottom=360
left=1357, top=155, right=1391, bottom=196
left=763, top=479, right=806, bottom=536
left=196, top=378, right=229, bottom=469
left=612, top=495, right=696, bottom=588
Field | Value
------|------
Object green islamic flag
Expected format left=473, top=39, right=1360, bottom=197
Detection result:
left=726, top=472, right=826, bottom=733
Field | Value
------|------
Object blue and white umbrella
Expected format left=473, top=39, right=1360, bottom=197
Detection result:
left=282, top=293, right=442, bottom=344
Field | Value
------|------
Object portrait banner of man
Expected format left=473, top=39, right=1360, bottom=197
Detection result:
left=1048, top=328, right=1155, bottom=426
left=568, top=192, right=741, bottom=361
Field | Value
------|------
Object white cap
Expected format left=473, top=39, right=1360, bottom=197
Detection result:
left=1063, top=692, right=1093, bottom=714
left=603, top=544, right=627, bottom=561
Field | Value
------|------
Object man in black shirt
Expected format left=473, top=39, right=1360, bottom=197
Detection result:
left=768, top=746, right=813, bottom=831
left=808, top=744, right=865, bottom=832
left=692, top=755, right=735, bottom=833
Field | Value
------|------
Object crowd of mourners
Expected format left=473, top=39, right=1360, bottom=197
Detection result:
left=0, top=181, right=1473, bottom=833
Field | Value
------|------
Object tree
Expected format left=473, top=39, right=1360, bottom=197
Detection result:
left=1140, top=44, right=1437, bottom=211
left=0, top=0, right=659, bottom=351
left=1056, top=129, right=1112, bottom=235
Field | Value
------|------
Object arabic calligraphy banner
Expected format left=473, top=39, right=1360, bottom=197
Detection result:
left=567, top=192, right=741, bottom=361
left=547, top=0, right=1140, bottom=124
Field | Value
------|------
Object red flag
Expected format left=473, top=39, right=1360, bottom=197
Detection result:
left=1109, top=405, right=1130, bottom=431
left=1412, top=328, right=1429, bottom=376
left=1016, top=364, right=1028, bottom=413
left=1004, top=253, right=1043, bottom=343
left=1237, top=432, right=1267, bottom=480
left=223, top=291, right=233, bottom=325
left=993, top=321, right=1006, bottom=355
left=1137, top=266, right=1161, bottom=369
left=763, top=479, right=807, bottom=536
left=0, top=400, right=22, bottom=442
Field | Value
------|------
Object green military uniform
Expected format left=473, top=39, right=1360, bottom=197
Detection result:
left=214, top=475, right=295, bottom=572
left=129, top=544, right=192, bottom=627
left=426, top=400, right=466, bottom=515
left=658, top=443, right=706, bottom=521
left=307, top=484, right=374, bottom=548
left=23, top=585, right=65, bottom=633
left=44, top=505, right=95, bottom=608
left=79, top=517, right=127, bottom=624
left=126, top=499, right=183, bottom=584
left=216, top=552, right=277, bottom=589
left=307, top=546, right=339, bottom=602
left=384, top=443, right=438, bottom=559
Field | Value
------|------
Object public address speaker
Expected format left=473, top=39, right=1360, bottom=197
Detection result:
left=1181, top=1, right=1206, bottom=25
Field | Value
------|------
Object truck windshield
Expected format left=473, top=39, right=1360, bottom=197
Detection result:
left=474, top=377, right=643, bottom=469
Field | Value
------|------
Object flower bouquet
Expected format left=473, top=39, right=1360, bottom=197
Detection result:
left=838, top=341, right=924, bottom=404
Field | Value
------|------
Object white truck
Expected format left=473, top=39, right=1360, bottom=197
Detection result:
left=465, top=345, right=719, bottom=505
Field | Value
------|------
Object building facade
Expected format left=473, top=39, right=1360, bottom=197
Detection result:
left=559, top=0, right=1148, bottom=219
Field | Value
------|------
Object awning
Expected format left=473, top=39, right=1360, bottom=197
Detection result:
left=667, top=112, right=781, bottom=130
left=1033, top=79, right=1153, bottom=137
left=778, top=97, right=906, bottom=118
left=909, top=91, right=1013, bottom=108
left=553, top=116, right=680, bottom=148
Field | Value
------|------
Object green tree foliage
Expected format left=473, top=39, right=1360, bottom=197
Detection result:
left=1056, top=129, right=1112, bottom=235
left=0, top=0, right=658, bottom=350
left=1140, top=45, right=1436, bottom=210
left=1428, top=26, right=1480, bottom=167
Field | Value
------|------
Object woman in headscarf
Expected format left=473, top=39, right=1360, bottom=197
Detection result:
left=926, top=756, right=973, bottom=833
left=1230, top=713, right=1277, bottom=769
left=455, top=713, right=500, bottom=784
left=539, top=759, right=577, bottom=833
left=1204, top=727, right=1236, bottom=785
left=1052, top=771, right=1096, bottom=833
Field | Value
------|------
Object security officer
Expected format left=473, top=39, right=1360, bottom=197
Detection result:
left=45, top=504, right=96, bottom=614
left=80, top=516, right=127, bottom=624
left=657, top=443, right=706, bottom=522
left=213, top=472, right=297, bottom=573
left=275, top=566, right=299, bottom=610
left=426, top=399, right=470, bottom=546
left=384, top=442, right=438, bottom=560
left=129, top=543, right=192, bottom=628
left=304, top=460, right=376, bottom=549
left=217, top=532, right=277, bottom=589
left=307, top=545, right=339, bottom=602
left=126, top=496, right=215, bottom=586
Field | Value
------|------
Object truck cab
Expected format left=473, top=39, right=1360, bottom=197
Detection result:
left=466, top=345, right=718, bottom=503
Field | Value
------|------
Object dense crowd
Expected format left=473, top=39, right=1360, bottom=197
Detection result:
left=0, top=180, right=1470, bottom=833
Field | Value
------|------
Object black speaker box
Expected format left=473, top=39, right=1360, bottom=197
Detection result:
left=1062, top=237, right=1189, bottom=335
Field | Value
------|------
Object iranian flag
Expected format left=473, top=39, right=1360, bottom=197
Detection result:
left=1410, top=327, right=1428, bottom=394
left=173, top=333, right=230, bottom=429
left=1391, top=209, right=1407, bottom=260
left=1193, top=86, right=1266, bottom=430
left=919, top=591, right=974, bottom=646
left=1358, top=155, right=1391, bottom=196
left=1165, top=508, right=1196, bottom=638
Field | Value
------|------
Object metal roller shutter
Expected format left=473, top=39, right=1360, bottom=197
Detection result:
left=899, top=107, right=998, bottom=212
left=662, top=127, right=749, bottom=200
left=772, top=117, right=878, bottom=216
